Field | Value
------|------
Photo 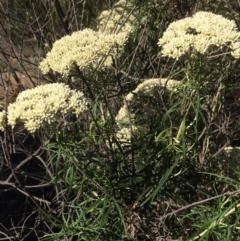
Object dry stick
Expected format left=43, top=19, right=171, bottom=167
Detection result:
left=5, top=152, right=51, bottom=205
left=30, top=2, right=48, bottom=76
left=115, top=5, right=137, bottom=34
left=120, top=70, right=144, bottom=81
left=211, top=141, right=230, bottom=158
left=70, top=0, right=79, bottom=30
left=53, top=0, right=69, bottom=34
left=128, top=24, right=146, bottom=73
left=0, top=231, right=14, bottom=240
left=0, top=136, right=52, bottom=207
left=99, top=0, right=113, bottom=33
left=34, top=154, right=60, bottom=199
left=115, top=11, right=147, bottom=74
left=21, top=210, right=38, bottom=237
left=159, top=190, right=240, bottom=222
left=2, top=144, right=44, bottom=183
left=0, top=179, right=50, bottom=205
left=2, top=57, right=16, bottom=158
left=0, top=134, right=9, bottom=174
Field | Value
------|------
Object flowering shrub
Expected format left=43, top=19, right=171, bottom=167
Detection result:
left=158, top=11, right=240, bottom=59
left=7, top=83, right=88, bottom=133
left=97, top=0, right=135, bottom=34
left=115, top=78, right=179, bottom=145
left=39, top=28, right=129, bottom=76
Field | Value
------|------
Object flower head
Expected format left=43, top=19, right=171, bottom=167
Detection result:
left=7, top=83, right=88, bottom=133
left=40, top=29, right=128, bottom=76
left=158, top=11, right=240, bottom=59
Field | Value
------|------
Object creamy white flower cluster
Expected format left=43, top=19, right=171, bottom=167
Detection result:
left=0, top=110, right=6, bottom=131
left=40, top=28, right=129, bottom=76
left=97, top=0, right=135, bottom=34
left=158, top=11, right=240, bottom=59
left=115, top=78, right=179, bottom=145
left=7, top=83, right=88, bottom=133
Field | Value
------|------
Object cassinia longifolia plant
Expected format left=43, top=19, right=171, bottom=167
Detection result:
left=1, top=2, right=240, bottom=240
left=158, top=11, right=240, bottom=59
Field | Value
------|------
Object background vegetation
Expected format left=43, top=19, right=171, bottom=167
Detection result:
left=1, top=0, right=240, bottom=241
